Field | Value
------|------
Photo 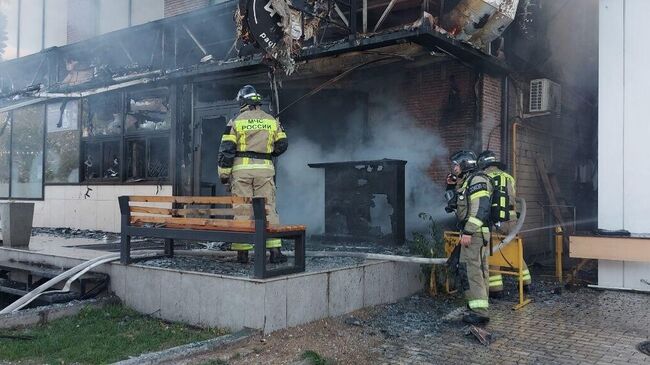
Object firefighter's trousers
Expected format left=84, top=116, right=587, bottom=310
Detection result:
left=459, top=227, right=490, bottom=316
left=229, top=168, right=282, bottom=251
left=489, top=218, right=531, bottom=292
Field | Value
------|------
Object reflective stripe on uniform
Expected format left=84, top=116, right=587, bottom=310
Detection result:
left=489, top=275, right=503, bottom=281
left=470, top=190, right=490, bottom=200
left=221, top=135, right=236, bottom=143
left=266, top=238, right=282, bottom=248
left=232, top=164, right=275, bottom=172
left=468, top=299, right=489, bottom=309
left=276, top=131, right=287, bottom=140
left=218, top=167, right=232, bottom=175
left=467, top=216, right=483, bottom=227
left=522, top=269, right=532, bottom=281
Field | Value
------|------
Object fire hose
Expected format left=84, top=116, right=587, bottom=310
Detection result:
left=0, top=251, right=161, bottom=315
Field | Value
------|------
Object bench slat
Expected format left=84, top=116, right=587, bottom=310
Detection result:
left=131, top=221, right=305, bottom=234
left=128, top=196, right=252, bottom=204
left=130, top=206, right=235, bottom=216
left=130, top=216, right=254, bottom=230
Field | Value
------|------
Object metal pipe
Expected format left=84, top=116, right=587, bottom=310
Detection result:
left=501, top=75, right=509, bottom=166
left=373, top=0, right=398, bottom=32
left=181, top=23, right=208, bottom=56
left=512, top=121, right=520, bottom=180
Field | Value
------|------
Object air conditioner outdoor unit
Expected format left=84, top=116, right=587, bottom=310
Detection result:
left=529, top=78, right=561, bottom=113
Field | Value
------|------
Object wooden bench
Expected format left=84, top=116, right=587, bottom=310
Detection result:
left=118, top=195, right=306, bottom=279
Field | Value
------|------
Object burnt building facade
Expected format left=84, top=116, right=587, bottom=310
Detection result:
left=0, top=0, right=598, bottom=257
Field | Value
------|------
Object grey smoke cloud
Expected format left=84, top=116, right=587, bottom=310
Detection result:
left=275, top=99, right=449, bottom=237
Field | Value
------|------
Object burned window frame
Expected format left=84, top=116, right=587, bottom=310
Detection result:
left=79, top=87, right=171, bottom=184
left=0, top=105, right=47, bottom=200
left=45, top=100, right=81, bottom=184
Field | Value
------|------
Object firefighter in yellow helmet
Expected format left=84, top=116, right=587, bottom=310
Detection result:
left=477, top=150, right=531, bottom=297
left=217, top=85, right=288, bottom=264
left=446, top=150, right=492, bottom=325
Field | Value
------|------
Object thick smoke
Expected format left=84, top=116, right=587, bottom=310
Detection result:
left=275, top=98, right=449, bottom=237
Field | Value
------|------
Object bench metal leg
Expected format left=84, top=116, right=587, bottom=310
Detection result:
left=295, top=232, right=306, bottom=272
left=120, top=233, right=131, bottom=265
left=253, top=228, right=266, bottom=279
left=164, top=239, right=174, bottom=257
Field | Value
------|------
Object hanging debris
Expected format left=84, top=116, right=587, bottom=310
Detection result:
left=237, top=0, right=328, bottom=74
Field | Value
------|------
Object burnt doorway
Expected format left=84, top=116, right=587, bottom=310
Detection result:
left=192, top=105, right=240, bottom=196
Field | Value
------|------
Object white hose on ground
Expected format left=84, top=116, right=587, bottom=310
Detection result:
left=290, top=251, right=448, bottom=264
left=0, top=251, right=160, bottom=314
left=491, top=197, right=527, bottom=254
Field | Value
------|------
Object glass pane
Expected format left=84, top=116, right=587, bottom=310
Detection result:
left=47, top=100, right=79, bottom=132
left=126, top=139, right=146, bottom=180
left=148, top=137, right=168, bottom=179
left=82, top=142, right=101, bottom=180
left=18, top=0, right=44, bottom=57
left=0, top=113, right=11, bottom=196
left=102, top=140, right=120, bottom=179
left=44, top=0, right=69, bottom=48
left=82, top=94, right=122, bottom=137
left=0, top=0, right=18, bottom=60
left=126, top=88, right=170, bottom=133
left=46, top=102, right=80, bottom=183
left=98, top=0, right=129, bottom=34
left=131, top=0, right=164, bottom=26
left=11, top=105, right=45, bottom=199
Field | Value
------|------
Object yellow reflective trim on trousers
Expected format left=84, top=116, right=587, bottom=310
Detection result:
left=468, top=299, right=489, bottom=309
left=467, top=216, right=483, bottom=227
left=489, top=281, right=503, bottom=287
left=266, top=238, right=282, bottom=248
left=221, top=135, right=236, bottom=143
left=231, top=243, right=253, bottom=251
left=489, top=275, right=503, bottom=281
left=470, top=190, right=490, bottom=200
left=232, top=164, right=275, bottom=172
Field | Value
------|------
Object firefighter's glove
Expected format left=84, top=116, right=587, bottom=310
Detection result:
left=446, top=244, right=461, bottom=275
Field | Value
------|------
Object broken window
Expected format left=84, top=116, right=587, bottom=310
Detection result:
left=46, top=101, right=80, bottom=183
left=11, top=105, right=45, bottom=199
left=82, top=94, right=123, bottom=137
left=126, top=88, right=171, bottom=133
left=0, top=112, right=11, bottom=196
left=80, top=88, right=170, bottom=183
left=126, top=137, right=169, bottom=181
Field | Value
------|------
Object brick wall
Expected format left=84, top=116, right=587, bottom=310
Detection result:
left=397, top=61, right=480, bottom=184
left=164, top=0, right=210, bottom=17
left=512, top=88, right=596, bottom=257
left=481, top=74, right=502, bottom=157
left=67, top=0, right=98, bottom=43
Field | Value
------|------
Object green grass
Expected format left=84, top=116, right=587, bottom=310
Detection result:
left=301, top=350, right=335, bottom=365
left=0, top=304, right=228, bottom=365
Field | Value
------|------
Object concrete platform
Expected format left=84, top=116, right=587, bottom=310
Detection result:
left=0, top=235, right=425, bottom=333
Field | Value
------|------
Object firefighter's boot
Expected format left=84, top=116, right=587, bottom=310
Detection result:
left=237, top=251, right=249, bottom=264
left=269, top=248, right=288, bottom=263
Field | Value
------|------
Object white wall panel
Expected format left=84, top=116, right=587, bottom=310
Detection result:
left=622, top=0, right=650, bottom=233
left=598, top=0, right=625, bottom=230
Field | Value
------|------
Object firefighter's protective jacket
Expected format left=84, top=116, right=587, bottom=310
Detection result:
left=455, top=172, right=493, bottom=235
left=217, top=107, right=288, bottom=180
left=484, top=165, right=517, bottom=221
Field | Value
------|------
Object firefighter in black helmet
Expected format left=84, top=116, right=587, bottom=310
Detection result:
left=446, top=150, right=492, bottom=325
left=218, top=85, right=289, bottom=264
left=477, top=150, right=531, bottom=296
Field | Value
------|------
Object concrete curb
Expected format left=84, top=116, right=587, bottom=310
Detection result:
left=112, top=328, right=257, bottom=365
left=0, top=296, right=119, bottom=329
